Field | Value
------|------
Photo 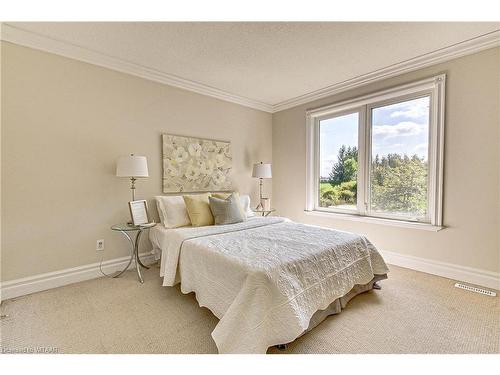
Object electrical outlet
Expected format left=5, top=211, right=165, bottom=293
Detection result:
left=96, top=239, right=105, bottom=251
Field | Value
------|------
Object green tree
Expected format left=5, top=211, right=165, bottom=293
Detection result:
left=320, top=144, right=428, bottom=215
left=329, top=145, right=358, bottom=186
left=337, top=180, right=357, bottom=204
left=371, top=154, right=427, bottom=216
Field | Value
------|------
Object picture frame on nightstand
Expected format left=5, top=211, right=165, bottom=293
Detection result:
left=128, top=200, right=150, bottom=225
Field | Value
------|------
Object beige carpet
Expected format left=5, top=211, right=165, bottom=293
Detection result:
left=1, top=264, right=498, bottom=354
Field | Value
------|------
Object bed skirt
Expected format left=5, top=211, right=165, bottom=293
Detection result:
left=302, top=274, right=388, bottom=337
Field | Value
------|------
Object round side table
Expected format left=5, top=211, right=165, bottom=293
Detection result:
left=111, top=222, right=156, bottom=283
left=252, top=208, right=276, bottom=217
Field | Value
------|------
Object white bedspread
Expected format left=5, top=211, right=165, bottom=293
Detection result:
left=149, top=217, right=388, bottom=354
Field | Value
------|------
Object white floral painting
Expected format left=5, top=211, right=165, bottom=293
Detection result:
left=162, top=134, right=233, bottom=193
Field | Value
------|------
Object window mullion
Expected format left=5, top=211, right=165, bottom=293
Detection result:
left=357, top=106, right=367, bottom=216
left=364, top=105, right=372, bottom=218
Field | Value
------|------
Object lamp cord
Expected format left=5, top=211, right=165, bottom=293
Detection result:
left=98, top=249, right=117, bottom=278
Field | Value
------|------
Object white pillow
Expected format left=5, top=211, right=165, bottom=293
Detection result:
left=239, top=194, right=255, bottom=218
left=155, top=196, right=191, bottom=228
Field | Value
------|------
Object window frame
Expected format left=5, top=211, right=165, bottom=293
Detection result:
left=305, top=74, right=445, bottom=228
left=316, top=107, right=365, bottom=215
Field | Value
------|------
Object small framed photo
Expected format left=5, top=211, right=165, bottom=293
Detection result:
left=128, top=200, right=150, bottom=226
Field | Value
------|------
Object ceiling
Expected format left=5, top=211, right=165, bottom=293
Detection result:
left=4, top=22, right=500, bottom=111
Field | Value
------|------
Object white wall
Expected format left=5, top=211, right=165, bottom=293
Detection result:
left=1, top=41, right=272, bottom=281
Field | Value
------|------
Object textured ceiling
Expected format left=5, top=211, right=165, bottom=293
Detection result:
left=7, top=22, right=500, bottom=106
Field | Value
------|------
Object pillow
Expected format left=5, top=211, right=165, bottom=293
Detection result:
left=211, top=192, right=231, bottom=199
left=212, top=192, right=255, bottom=218
left=155, top=196, right=191, bottom=229
left=209, top=193, right=245, bottom=225
left=211, top=192, right=245, bottom=217
left=239, top=194, right=255, bottom=218
left=183, top=193, right=214, bottom=227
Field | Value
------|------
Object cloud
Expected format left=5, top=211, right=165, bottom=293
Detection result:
left=372, top=121, right=427, bottom=140
left=389, top=98, right=429, bottom=119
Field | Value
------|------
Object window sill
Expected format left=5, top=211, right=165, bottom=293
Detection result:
left=303, top=210, right=444, bottom=232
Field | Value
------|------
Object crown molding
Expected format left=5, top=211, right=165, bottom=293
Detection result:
left=271, top=30, right=500, bottom=113
left=0, top=23, right=274, bottom=113
left=1, top=24, right=498, bottom=114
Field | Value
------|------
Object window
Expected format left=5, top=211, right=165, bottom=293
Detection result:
left=319, top=112, right=359, bottom=211
left=306, top=75, right=445, bottom=228
left=369, top=96, right=430, bottom=220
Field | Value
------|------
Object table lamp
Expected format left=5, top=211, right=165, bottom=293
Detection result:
left=116, top=154, right=149, bottom=201
left=252, top=162, right=272, bottom=210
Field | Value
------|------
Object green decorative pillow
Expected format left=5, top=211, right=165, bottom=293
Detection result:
left=183, top=193, right=214, bottom=227
left=209, top=193, right=245, bottom=225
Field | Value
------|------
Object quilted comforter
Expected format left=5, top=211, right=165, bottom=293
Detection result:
left=150, top=217, right=389, bottom=353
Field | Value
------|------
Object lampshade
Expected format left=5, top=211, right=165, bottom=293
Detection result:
left=116, top=154, right=149, bottom=178
left=252, top=162, right=272, bottom=179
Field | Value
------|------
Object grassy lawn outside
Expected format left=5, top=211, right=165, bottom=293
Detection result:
left=320, top=182, right=331, bottom=190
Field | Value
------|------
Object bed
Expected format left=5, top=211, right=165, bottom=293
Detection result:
left=150, top=216, right=389, bottom=354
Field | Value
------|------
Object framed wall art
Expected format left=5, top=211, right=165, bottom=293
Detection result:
left=162, top=134, right=233, bottom=193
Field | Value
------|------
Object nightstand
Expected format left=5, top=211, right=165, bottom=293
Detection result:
left=111, top=222, right=156, bottom=283
left=252, top=209, right=276, bottom=217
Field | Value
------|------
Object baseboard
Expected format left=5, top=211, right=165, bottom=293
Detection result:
left=2, top=249, right=497, bottom=301
left=381, top=250, right=499, bottom=290
left=0, top=252, right=157, bottom=301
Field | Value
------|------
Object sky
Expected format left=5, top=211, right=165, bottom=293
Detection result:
left=320, top=96, right=430, bottom=177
